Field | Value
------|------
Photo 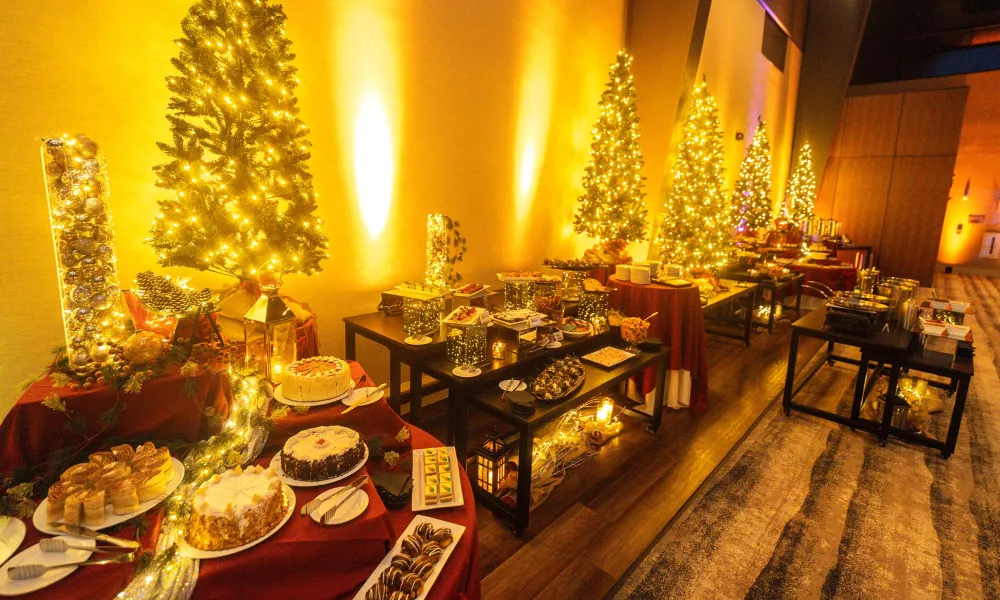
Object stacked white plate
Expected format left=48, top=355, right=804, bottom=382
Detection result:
left=631, top=265, right=651, bottom=285
left=615, top=264, right=631, bottom=281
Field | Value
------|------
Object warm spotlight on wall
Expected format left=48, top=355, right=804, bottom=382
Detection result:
left=354, top=92, right=394, bottom=239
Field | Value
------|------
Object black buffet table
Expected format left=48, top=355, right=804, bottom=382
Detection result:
left=783, top=307, right=974, bottom=458
left=418, top=333, right=667, bottom=534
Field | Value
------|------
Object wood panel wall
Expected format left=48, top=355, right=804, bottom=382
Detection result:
left=818, top=86, right=969, bottom=285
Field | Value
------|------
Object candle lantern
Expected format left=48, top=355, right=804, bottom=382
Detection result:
left=492, top=340, right=507, bottom=361
left=243, top=284, right=297, bottom=382
left=474, top=427, right=509, bottom=496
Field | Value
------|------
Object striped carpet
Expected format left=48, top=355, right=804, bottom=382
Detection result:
left=614, top=274, right=1000, bottom=600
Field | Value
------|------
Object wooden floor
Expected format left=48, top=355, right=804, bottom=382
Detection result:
left=424, top=316, right=825, bottom=600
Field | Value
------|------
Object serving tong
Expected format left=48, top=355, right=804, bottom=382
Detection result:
left=7, top=552, right=136, bottom=580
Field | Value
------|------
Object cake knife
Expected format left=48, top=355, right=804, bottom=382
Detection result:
left=321, top=475, right=371, bottom=524
left=300, top=474, right=369, bottom=517
left=51, top=524, right=140, bottom=549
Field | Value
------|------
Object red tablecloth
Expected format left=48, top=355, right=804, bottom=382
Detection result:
left=0, top=366, right=232, bottom=473
left=4, top=365, right=480, bottom=600
left=789, top=263, right=858, bottom=296
left=608, top=276, right=709, bottom=411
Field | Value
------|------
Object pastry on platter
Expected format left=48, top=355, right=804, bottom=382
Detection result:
left=47, top=441, right=175, bottom=525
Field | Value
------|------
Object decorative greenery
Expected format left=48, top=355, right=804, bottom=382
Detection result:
left=0, top=479, right=35, bottom=518
left=655, top=77, right=730, bottom=272
left=785, top=142, right=817, bottom=222
left=731, top=117, right=773, bottom=232
left=425, top=214, right=468, bottom=286
left=148, top=0, right=328, bottom=280
left=573, top=50, right=648, bottom=244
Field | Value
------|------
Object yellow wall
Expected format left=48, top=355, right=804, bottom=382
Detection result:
left=0, top=0, right=625, bottom=416
left=696, top=0, right=802, bottom=215
left=938, top=70, right=1000, bottom=265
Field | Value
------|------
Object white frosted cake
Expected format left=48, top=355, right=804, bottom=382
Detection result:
left=186, top=465, right=287, bottom=551
left=280, top=356, right=353, bottom=401
left=280, top=425, right=366, bottom=481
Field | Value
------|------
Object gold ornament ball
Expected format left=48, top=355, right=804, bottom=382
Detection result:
left=123, top=331, right=164, bottom=365
left=89, top=343, right=111, bottom=362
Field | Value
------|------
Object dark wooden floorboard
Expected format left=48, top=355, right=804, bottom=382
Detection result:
left=422, top=317, right=824, bottom=600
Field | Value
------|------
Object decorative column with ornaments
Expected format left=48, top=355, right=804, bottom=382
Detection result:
left=40, top=134, right=128, bottom=373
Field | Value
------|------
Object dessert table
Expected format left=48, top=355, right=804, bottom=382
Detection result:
left=3, top=364, right=480, bottom=600
left=702, top=280, right=758, bottom=346
left=608, top=276, right=709, bottom=411
left=0, top=366, right=232, bottom=473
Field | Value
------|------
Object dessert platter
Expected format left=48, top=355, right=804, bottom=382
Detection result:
left=530, top=356, right=585, bottom=401
left=353, top=516, right=466, bottom=600
left=442, top=306, right=488, bottom=327
left=411, top=447, right=463, bottom=512
left=655, top=277, right=692, bottom=288
left=919, top=318, right=973, bottom=342
left=497, top=271, right=542, bottom=282
left=560, top=317, right=592, bottom=338
left=34, top=442, right=184, bottom=535
left=178, top=465, right=295, bottom=558
left=542, top=257, right=606, bottom=271
left=391, top=282, right=451, bottom=300
left=275, top=356, right=357, bottom=407
left=269, top=425, right=369, bottom=487
left=452, top=283, right=490, bottom=298
left=582, top=346, right=638, bottom=369
left=492, top=309, right=546, bottom=331
left=0, top=535, right=96, bottom=596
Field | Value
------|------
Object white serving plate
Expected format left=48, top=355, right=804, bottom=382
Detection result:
left=390, top=284, right=450, bottom=301
left=582, top=347, right=638, bottom=369
left=0, top=536, right=94, bottom=597
left=404, top=335, right=434, bottom=346
left=498, top=379, right=527, bottom=392
left=411, top=447, right=465, bottom=512
left=307, top=484, right=370, bottom=525
left=919, top=319, right=947, bottom=337
left=269, top=445, right=369, bottom=488
left=442, top=306, right=488, bottom=327
left=342, top=386, right=386, bottom=408
left=274, top=378, right=357, bottom=407
left=0, top=518, right=26, bottom=568
left=176, top=484, right=295, bottom=559
left=452, top=284, right=490, bottom=298
left=451, top=366, right=482, bottom=379
left=33, top=458, right=185, bottom=536
left=561, top=321, right=593, bottom=338
left=352, top=515, right=466, bottom=600
left=496, top=273, right=540, bottom=283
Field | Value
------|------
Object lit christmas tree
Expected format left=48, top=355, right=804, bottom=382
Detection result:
left=730, top=117, right=773, bottom=233
left=148, top=0, right=328, bottom=281
left=573, top=50, right=648, bottom=244
left=785, top=143, right=817, bottom=222
left=655, top=78, right=729, bottom=271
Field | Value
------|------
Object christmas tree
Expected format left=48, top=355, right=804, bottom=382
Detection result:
left=785, top=143, right=817, bottom=222
left=148, top=0, right=328, bottom=280
left=730, top=117, right=773, bottom=233
left=655, top=78, right=729, bottom=271
left=573, top=50, right=648, bottom=244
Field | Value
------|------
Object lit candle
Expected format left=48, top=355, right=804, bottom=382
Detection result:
left=596, top=399, right=613, bottom=424
left=492, top=340, right=506, bottom=361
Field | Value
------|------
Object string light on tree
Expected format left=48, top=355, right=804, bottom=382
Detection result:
left=147, top=0, right=328, bottom=281
left=731, top=117, right=773, bottom=233
left=572, top=50, right=648, bottom=244
left=655, top=77, right=729, bottom=272
left=785, top=143, right=817, bottom=223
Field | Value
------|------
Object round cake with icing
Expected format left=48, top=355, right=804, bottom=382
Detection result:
left=280, top=425, right=366, bottom=481
left=280, top=356, right=353, bottom=401
left=186, top=465, right=287, bottom=551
